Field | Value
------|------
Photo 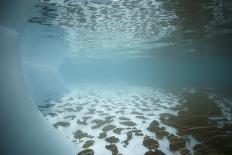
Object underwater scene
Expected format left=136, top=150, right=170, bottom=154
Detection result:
left=20, top=0, right=232, bottom=155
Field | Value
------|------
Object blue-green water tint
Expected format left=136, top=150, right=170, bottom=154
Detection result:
left=23, top=0, right=232, bottom=89
left=20, top=1, right=232, bottom=155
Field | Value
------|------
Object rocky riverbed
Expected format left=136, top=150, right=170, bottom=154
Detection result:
left=38, top=86, right=232, bottom=155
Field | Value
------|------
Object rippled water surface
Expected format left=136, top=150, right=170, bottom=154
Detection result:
left=21, top=0, right=232, bottom=154
left=28, top=0, right=232, bottom=57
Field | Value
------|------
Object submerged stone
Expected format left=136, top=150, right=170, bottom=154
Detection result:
left=202, top=135, right=232, bottom=153
left=168, top=134, right=187, bottom=151
left=159, top=92, right=231, bottom=154
left=131, top=128, right=144, bottom=136
left=105, top=144, right=118, bottom=155
left=156, top=130, right=169, bottom=139
left=180, top=148, right=191, bottom=155
left=147, top=120, right=169, bottom=139
left=148, top=120, right=159, bottom=129
left=144, top=150, right=165, bottom=155
left=193, top=144, right=225, bottom=155
left=143, top=135, right=159, bottom=150
left=135, top=130, right=144, bottom=136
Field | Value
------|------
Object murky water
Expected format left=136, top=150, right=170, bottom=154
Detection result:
left=21, top=0, right=232, bottom=155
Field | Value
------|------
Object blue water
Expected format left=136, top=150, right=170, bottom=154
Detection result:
left=20, top=0, right=232, bottom=155
left=22, top=0, right=232, bottom=88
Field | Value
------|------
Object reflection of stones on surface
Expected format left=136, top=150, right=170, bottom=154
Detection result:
left=91, top=119, right=105, bottom=129
left=131, top=111, right=143, bottom=115
left=59, top=103, right=72, bottom=108
left=104, top=116, right=115, bottom=123
left=113, top=128, right=124, bottom=134
left=73, top=130, right=93, bottom=140
left=77, top=149, right=94, bottom=155
left=86, top=108, right=96, bottom=114
left=82, top=140, right=95, bottom=148
left=136, top=115, right=148, bottom=120
left=94, top=99, right=99, bottom=103
left=96, top=110, right=104, bottom=113
left=64, top=115, right=76, bottom=120
left=119, top=117, right=130, bottom=121
left=140, top=108, right=151, bottom=111
left=77, top=117, right=92, bottom=125
left=98, top=132, right=107, bottom=139
left=105, top=144, right=119, bottom=155
left=91, top=116, right=114, bottom=129
left=48, top=112, right=57, bottom=117
left=119, top=121, right=137, bottom=126
left=65, top=106, right=83, bottom=112
left=115, top=110, right=125, bottom=114
left=56, top=110, right=65, bottom=113
left=99, top=113, right=109, bottom=116
left=30, top=0, right=232, bottom=49
left=105, top=136, right=120, bottom=143
left=67, top=97, right=73, bottom=101
left=53, top=121, right=70, bottom=128
left=38, top=103, right=55, bottom=109
left=143, top=135, right=159, bottom=150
